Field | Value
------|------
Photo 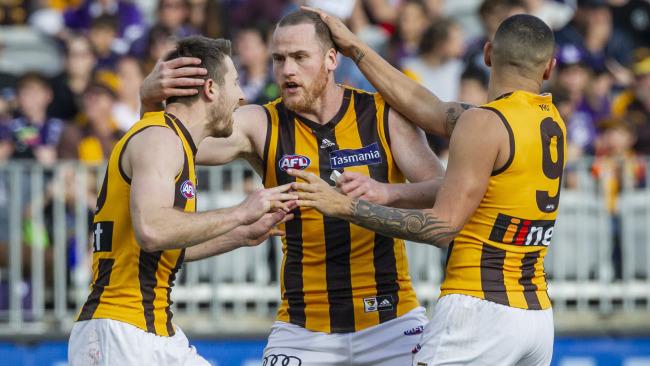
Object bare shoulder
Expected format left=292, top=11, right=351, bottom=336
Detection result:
left=124, top=126, right=184, bottom=170
left=453, top=107, right=506, bottom=138
left=234, top=104, right=269, bottom=129
left=234, top=104, right=270, bottom=153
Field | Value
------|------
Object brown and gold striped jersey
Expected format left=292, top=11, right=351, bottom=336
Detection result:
left=77, top=112, right=197, bottom=336
left=440, top=90, right=567, bottom=310
left=263, top=87, right=419, bottom=333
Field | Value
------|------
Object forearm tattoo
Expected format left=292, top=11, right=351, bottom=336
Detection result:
left=444, top=102, right=474, bottom=136
left=351, top=46, right=366, bottom=65
left=347, top=200, right=459, bottom=246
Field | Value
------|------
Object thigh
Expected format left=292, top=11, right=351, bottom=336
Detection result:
left=69, top=321, right=103, bottom=366
left=352, top=307, right=429, bottom=366
left=263, top=322, right=349, bottom=366
left=412, top=295, right=528, bottom=366
left=515, top=308, right=554, bottom=366
left=68, top=319, right=150, bottom=366
left=158, top=325, right=211, bottom=366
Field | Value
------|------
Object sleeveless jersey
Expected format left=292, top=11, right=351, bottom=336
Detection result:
left=77, top=112, right=197, bottom=336
left=263, top=87, right=419, bottom=333
left=440, top=90, right=567, bottom=310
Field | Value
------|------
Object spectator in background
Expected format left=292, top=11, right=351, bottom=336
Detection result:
left=0, top=73, right=63, bottom=165
left=234, top=24, right=279, bottom=105
left=48, top=35, right=97, bottom=121
left=58, top=72, right=122, bottom=163
left=88, top=15, right=121, bottom=70
left=226, top=0, right=289, bottom=36
left=362, top=0, right=399, bottom=30
left=570, top=67, right=614, bottom=156
left=458, top=64, right=489, bottom=106
left=613, top=55, right=650, bottom=154
left=129, top=0, right=198, bottom=58
left=555, top=0, right=635, bottom=71
left=140, top=24, right=176, bottom=74
left=112, top=56, right=143, bottom=131
left=63, top=0, right=144, bottom=54
left=553, top=44, right=592, bottom=105
left=464, top=0, right=525, bottom=77
left=402, top=18, right=465, bottom=102
left=610, top=0, right=650, bottom=49
left=550, top=86, right=583, bottom=166
left=193, top=0, right=225, bottom=38
left=385, top=0, right=430, bottom=66
left=591, top=117, right=646, bottom=279
left=521, top=0, right=574, bottom=30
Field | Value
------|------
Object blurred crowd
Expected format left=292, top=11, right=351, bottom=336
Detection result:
left=1, top=0, right=650, bottom=290
left=0, top=0, right=648, bottom=167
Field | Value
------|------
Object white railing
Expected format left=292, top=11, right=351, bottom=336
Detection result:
left=0, top=159, right=649, bottom=336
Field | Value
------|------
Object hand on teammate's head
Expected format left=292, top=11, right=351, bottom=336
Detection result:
left=141, top=56, right=207, bottom=106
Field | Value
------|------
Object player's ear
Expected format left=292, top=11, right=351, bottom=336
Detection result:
left=203, top=78, right=216, bottom=101
left=543, top=58, right=556, bottom=81
left=483, top=42, right=492, bottom=67
left=326, top=47, right=337, bottom=72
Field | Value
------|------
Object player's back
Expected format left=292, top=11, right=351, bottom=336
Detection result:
left=76, top=112, right=197, bottom=336
left=440, top=90, right=567, bottom=310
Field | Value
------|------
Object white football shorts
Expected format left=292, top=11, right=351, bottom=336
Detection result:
left=68, top=318, right=210, bottom=366
left=412, top=294, right=553, bottom=366
left=263, top=306, right=429, bottom=366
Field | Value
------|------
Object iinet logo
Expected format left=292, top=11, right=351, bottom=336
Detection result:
left=488, top=213, right=555, bottom=247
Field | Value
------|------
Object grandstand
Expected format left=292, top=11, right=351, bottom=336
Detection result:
left=1, top=0, right=650, bottom=365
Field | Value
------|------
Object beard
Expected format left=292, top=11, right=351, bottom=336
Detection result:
left=208, top=94, right=234, bottom=138
left=283, top=64, right=328, bottom=113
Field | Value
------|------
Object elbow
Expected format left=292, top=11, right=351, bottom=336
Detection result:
left=430, top=235, right=455, bottom=249
left=135, top=225, right=165, bottom=252
left=421, top=219, right=461, bottom=249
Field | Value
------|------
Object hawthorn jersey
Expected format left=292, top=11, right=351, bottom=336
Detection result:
left=77, top=112, right=197, bottom=336
left=440, top=90, right=567, bottom=310
left=263, top=87, right=419, bottom=333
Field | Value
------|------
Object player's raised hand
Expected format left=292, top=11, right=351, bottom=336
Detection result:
left=287, top=169, right=353, bottom=218
left=301, top=6, right=361, bottom=60
left=140, top=56, right=207, bottom=109
left=336, top=171, right=389, bottom=205
left=236, top=183, right=298, bottom=225
left=239, top=210, right=294, bottom=247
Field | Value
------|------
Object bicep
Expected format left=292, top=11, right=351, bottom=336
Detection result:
left=128, top=130, right=183, bottom=228
left=388, top=109, right=444, bottom=182
left=195, top=134, right=246, bottom=165
left=431, top=110, right=504, bottom=229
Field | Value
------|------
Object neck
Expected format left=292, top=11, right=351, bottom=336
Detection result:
left=165, top=102, right=211, bottom=144
left=296, top=80, right=344, bottom=125
left=487, top=68, right=543, bottom=101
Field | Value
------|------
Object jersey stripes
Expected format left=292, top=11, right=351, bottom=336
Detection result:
left=440, top=90, right=566, bottom=310
left=77, top=112, right=197, bottom=336
left=263, top=87, right=419, bottom=333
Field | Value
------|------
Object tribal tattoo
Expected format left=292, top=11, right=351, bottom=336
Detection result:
left=345, top=200, right=460, bottom=247
left=444, top=102, right=474, bottom=136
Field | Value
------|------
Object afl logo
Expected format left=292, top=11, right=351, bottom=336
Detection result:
left=180, top=180, right=195, bottom=199
left=279, top=154, right=310, bottom=172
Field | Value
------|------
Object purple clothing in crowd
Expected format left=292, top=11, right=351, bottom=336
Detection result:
left=568, top=96, right=611, bottom=154
left=64, top=0, right=145, bottom=45
left=2, top=116, right=64, bottom=159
